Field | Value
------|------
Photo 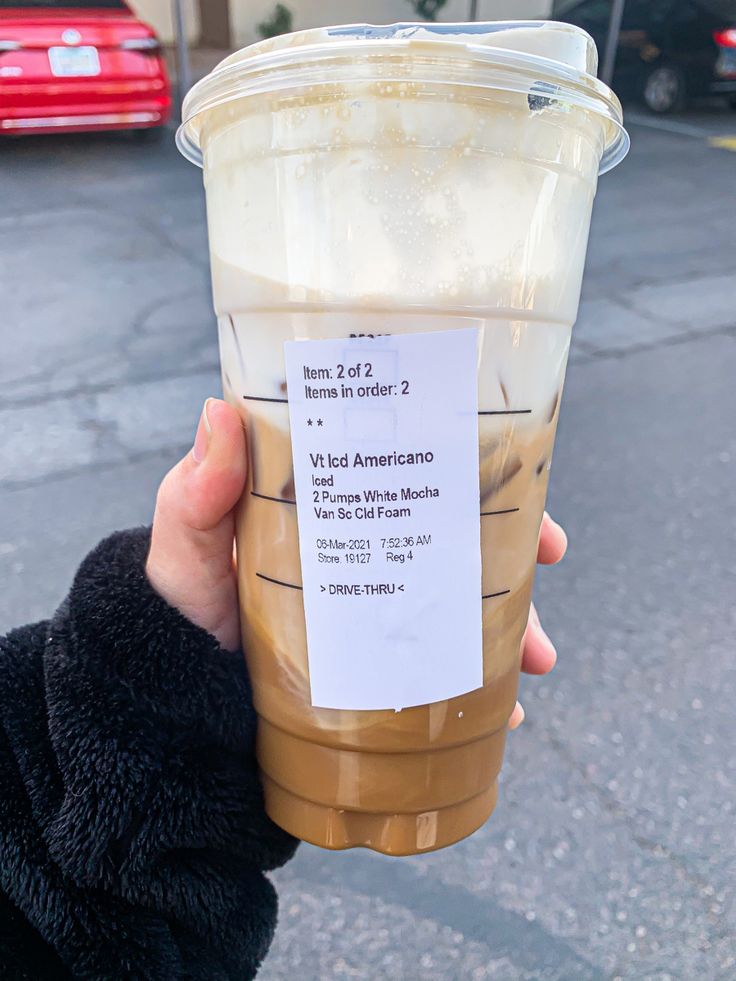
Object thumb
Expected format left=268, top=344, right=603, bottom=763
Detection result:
left=146, top=398, right=247, bottom=651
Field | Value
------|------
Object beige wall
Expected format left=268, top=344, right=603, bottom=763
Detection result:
left=128, top=0, right=200, bottom=44
left=232, top=1, right=554, bottom=48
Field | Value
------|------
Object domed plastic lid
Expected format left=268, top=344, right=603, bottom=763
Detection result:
left=216, top=20, right=599, bottom=74
left=178, top=21, right=629, bottom=174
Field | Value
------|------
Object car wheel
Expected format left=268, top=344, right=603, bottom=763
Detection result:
left=642, top=64, right=686, bottom=114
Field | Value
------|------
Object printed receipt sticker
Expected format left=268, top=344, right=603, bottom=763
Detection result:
left=284, top=329, right=483, bottom=711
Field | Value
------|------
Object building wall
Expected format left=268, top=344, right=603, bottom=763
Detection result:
left=128, top=0, right=200, bottom=44
left=231, top=1, right=554, bottom=48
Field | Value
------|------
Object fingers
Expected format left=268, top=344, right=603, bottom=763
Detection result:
left=537, top=511, right=568, bottom=565
left=513, top=604, right=558, bottom=729
left=513, top=514, right=567, bottom=730
left=146, top=399, right=247, bottom=651
left=513, top=601, right=558, bottom=729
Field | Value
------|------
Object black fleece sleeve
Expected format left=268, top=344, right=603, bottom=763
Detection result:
left=0, top=527, right=298, bottom=981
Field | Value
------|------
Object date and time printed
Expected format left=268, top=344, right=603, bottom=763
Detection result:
left=316, top=534, right=432, bottom=566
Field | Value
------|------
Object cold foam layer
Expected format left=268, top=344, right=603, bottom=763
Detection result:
left=199, top=27, right=605, bottom=327
left=203, top=93, right=600, bottom=323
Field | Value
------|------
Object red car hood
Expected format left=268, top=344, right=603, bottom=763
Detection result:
left=0, top=8, right=151, bottom=46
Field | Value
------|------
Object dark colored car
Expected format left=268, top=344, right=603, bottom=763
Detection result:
left=554, top=0, right=736, bottom=112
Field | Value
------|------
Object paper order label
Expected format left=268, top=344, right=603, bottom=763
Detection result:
left=284, top=329, right=482, bottom=711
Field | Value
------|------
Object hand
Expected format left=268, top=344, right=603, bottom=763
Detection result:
left=146, top=399, right=567, bottom=721
left=508, top=511, right=567, bottom=731
left=147, top=398, right=246, bottom=652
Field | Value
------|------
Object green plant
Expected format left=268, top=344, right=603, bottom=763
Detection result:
left=257, top=3, right=293, bottom=40
left=405, top=0, right=449, bottom=21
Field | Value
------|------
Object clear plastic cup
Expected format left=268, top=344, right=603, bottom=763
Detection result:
left=178, top=21, right=628, bottom=855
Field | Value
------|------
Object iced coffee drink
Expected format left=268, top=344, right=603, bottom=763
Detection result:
left=178, top=22, right=628, bottom=854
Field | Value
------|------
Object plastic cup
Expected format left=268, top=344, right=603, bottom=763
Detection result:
left=178, top=21, right=628, bottom=855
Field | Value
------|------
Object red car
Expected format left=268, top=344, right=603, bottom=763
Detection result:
left=0, top=0, right=171, bottom=136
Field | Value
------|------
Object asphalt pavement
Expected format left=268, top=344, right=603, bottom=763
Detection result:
left=1, top=109, right=735, bottom=981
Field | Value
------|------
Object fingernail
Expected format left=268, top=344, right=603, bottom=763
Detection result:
left=509, top=701, right=525, bottom=730
left=192, top=399, right=213, bottom=464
